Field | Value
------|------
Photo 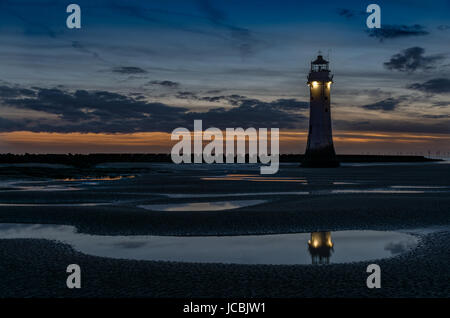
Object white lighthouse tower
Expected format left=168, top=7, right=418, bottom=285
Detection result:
left=302, top=54, right=339, bottom=167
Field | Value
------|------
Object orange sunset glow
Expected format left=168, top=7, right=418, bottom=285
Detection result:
left=1, top=130, right=448, bottom=155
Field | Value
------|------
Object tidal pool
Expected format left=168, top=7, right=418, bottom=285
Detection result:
left=0, top=203, right=111, bottom=207
left=0, top=224, right=418, bottom=265
left=138, top=200, right=267, bottom=211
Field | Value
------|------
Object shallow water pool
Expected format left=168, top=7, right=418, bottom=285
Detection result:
left=0, top=224, right=418, bottom=265
left=138, top=200, right=267, bottom=211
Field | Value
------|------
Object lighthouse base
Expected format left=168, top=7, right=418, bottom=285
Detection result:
left=302, top=145, right=340, bottom=168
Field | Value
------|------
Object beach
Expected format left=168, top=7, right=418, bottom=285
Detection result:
left=0, top=162, right=449, bottom=297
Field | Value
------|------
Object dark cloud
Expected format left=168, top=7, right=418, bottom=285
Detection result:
left=432, top=101, right=450, bottom=107
left=384, top=47, right=445, bottom=72
left=112, top=66, right=147, bottom=75
left=367, top=24, right=429, bottom=41
left=337, top=8, right=355, bottom=18
left=184, top=100, right=304, bottom=130
left=1, top=84, right=449, bottom=136
left=0, top=85, right=306, bottom=133
left=197, top=0, right=227, bottom=23
left=334, top=118, right=450, bottom=135
left=0, top=86, right=186, bottom=129
left=198, top=94, right=245, bottom=104
left=196, top=0, right=258, bottom=57
left=361, top=97, right=405, bottom=111
left=238, top=98, right=309, bottom=110
left=105, top=0, right=259, bottom=58
left=0, top=117, right=26, bottom=131
left=0, top=85, right=35, bottom=98
left=408, top=78, right=450, bottom=94
left=175, top=92, right=309, bottom=110
left=206, top=90, right=223, bottom=94
left=176, top=91, right=199, bottom=99
left=422, top=114, right=450, bottom=119
left=336, top=8, right=364, bottom=19
left=71, top=41, right=107, bottom=63
left=1, top=1, right=58, bottom=38
left=147, top=80, right=180, bottom=88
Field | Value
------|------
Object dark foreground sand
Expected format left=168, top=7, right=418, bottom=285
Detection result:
left=0, top=230, right=449, bottom=298
left=0, top=163, right=449, bottom=297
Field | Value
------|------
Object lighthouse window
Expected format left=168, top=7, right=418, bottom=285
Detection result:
left=324, top=96, right=328, bottom=100
left=325, top=108, right=328, bottom=112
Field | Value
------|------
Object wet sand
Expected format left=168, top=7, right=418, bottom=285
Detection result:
left=0, top=230, right=448, bottom=298
left=0, top=162, right=449, bottom=297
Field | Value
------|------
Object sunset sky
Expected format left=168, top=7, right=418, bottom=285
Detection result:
left=0, top=0, right=449, bottom=155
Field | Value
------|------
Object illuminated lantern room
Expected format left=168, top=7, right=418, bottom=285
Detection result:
left=307, top=54, right=333, bottom=86
left=311, top=54, right=329, bottom=72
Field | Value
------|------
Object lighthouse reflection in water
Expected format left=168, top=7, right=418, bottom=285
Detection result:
left=308, top=232, right=334, bottom=264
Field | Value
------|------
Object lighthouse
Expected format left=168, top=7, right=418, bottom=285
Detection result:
left=302, top=54, right=339, bottom=167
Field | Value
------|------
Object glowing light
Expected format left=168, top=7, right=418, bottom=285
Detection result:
left=327, top=81, right=332, bottom=88
left=311, top=81, right=319, bottom=88
left=327, top=239, right=333, bottom=247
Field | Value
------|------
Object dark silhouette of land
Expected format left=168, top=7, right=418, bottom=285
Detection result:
left=0, top=153, right=440, bottom=168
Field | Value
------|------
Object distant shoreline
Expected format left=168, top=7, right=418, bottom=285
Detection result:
left=0, top=153, right=441, bottom=167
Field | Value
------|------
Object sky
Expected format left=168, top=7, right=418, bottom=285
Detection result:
left=0, top=0, right=449, bottom=155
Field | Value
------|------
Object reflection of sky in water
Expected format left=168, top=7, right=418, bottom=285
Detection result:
left=60, top=176, right=135, bottom=182
left=0, top=175, right=134, bottom=192
left=0, top=224, right=418, bottom=265
left=202, top=174, right=307, bottom=183
left=0, top=203, right=110, bottom=207
left=138, top=200, right=267, bottom=211
left=162, top=192, right=309, bottom=198
left=390, top=186, right=448, bottom=189
left=0, top=180, right=80, bottom=192
left=330, top=189, right=426, bottom=194
left=160, top=186, right=450, bottom=198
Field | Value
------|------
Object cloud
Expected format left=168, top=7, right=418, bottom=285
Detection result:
left=195, top=0, right=258, bottom=57
left=174, top=92, right=309, bottom=110
left=337, top=8, right=355, bottom=18
left=361, top=97, right=406, bottom=111
left=0, top=85, right=306, bottom=133
left=336, top=8, right=364, bottom=19
left=408, top=78, right=450, bottom=94
left=432, top=101, right=450, bottom=107
left=184, top=100, right=304, bottom=129
left=0, top=85, right=35, bottom=98
left=0, top=117, right=26, bottom=131
left=422, top=114, right=450, bottom=119
left=238, top=98, right=309, bottom=110
left=1, top=85, right=449, bottom=136
left=71, top=41, right=107, bottom=64
left=112, top=66, right=148, bottom=75
left=367, top=24, right=429, bottom=41
left=176, top=91, right=199, bottom=99
left=0, top=86, right=186, bottom=129
left=334, top=118, right=450, bottom=134
left=437, top=25, right=450, bottom=31
left=147, top=80, right=180, bottom=88
left=1, top=1, right=58, bottom=38
left=104, top=0, right=259, bottom=58
left=384, top=47, right=445, bottom=72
